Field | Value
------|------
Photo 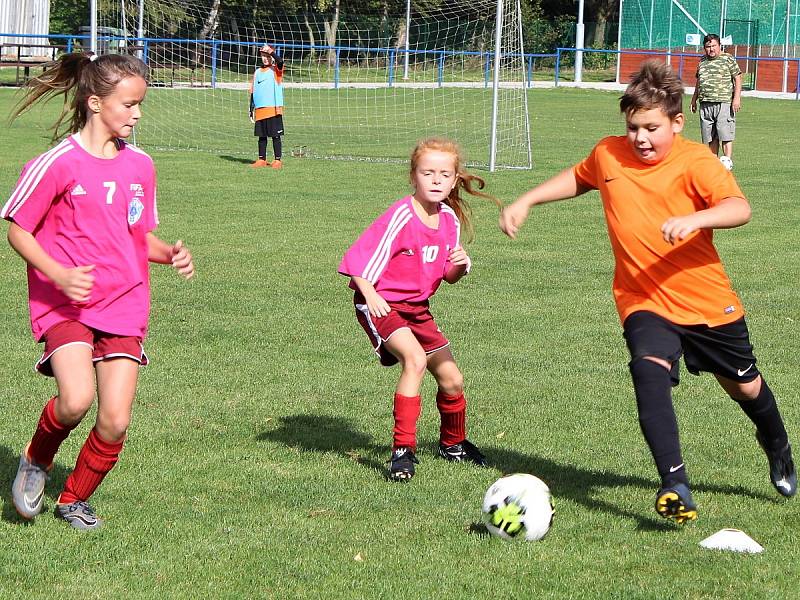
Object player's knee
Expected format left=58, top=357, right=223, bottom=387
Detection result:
left=727, top=374, right=762, bottom=402
left=96, top=416, right=129, bottom=443
left=55, top=389, right=95, bottom=425
left=629, top=356, right=671, bottom=382
left=437, top=371, right=464, bottom=396
left=401, top=351, right=428, bottom=378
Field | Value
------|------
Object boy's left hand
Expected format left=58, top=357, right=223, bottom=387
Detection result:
left=661, top=215, right=700, bottom=245
left=171, top=240, right=195, bottom=279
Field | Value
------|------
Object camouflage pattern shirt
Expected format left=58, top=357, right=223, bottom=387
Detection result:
left=696, top=53, right=741, bottom=103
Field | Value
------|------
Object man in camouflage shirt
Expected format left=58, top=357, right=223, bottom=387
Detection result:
left=690, top=33, right=742, bottom=169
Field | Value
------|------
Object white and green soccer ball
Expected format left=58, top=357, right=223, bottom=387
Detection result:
left=482, top=474, right=554, bottom=541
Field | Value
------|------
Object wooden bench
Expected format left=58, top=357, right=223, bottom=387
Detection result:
left=0, top=44, right=66, bottom=85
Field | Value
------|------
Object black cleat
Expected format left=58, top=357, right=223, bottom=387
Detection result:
left=438, top=439, right=487, bottom=467
left=756, top=432, right=797, bottom=497
left=655, top=483, right=698, bottom=524
left=388, top=447, right=419, bottom=482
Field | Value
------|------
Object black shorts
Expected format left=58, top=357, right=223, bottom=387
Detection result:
left=254, top=115, right=284, bottom=138
left=622, top=310, right=759, bottom=386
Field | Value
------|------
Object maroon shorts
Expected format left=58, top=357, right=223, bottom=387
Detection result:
left=354, top=294, right=449, bottom=367
left=36, top=320, right=148, bottom=377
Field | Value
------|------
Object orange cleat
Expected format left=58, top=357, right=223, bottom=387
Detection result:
left=271, top=159, right=283, bottom=169
left=250, top=159, right=269, bottom=168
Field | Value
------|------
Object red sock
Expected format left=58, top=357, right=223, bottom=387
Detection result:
left=393, top=393, right=422, bottom=450
left=59, top=428, right=124, bottom=504
left=28, top=396, right=77, bottom=467
left=437, top=390, right=466, bottom=446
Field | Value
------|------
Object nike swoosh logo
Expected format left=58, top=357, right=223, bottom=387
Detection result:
left=737, top=364, right=754, bottom=377
left=604, top=177, right=617, bottom=183
left=669, top=463, right=685, bottom=473
left=24, top=488, right=44, bottom=509
left=776, top=477, right=792, bottom=492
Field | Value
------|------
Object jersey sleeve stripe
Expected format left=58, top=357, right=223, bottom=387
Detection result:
left=361, top=204, right=412, bottom=281
left=363, top=210, right=413, bottom=283
left=2, top=140, right=73, bottom=219
left=440, top=204, right=461, bottom=247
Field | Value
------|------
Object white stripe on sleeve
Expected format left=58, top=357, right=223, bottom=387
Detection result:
left=362, top=206, right=412, bottom=283
left=2, top=139, right=73, bottom=218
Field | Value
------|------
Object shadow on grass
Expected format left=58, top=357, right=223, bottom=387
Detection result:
left=219, top=155, right=253, bottom=165
left=0, top=444, right=72, bottom=526
left=259, top=413, right=777, bottom=530
left=257, top=414, right=387, bottom=476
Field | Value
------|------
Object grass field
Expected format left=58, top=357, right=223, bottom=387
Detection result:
left=1, top=86, right=799, bottom=599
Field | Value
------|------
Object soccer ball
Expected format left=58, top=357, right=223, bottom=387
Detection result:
left=719, top=156, right=734, bottom=171
left=482, top=474, right=554, bottom=541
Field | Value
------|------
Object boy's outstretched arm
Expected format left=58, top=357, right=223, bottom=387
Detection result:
left=661, top=196, right=751, bottom=245
left=499, top=167, right=590, bottom=239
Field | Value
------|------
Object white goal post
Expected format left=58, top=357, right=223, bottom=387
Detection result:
left=92, top=0, right=532, bottom=170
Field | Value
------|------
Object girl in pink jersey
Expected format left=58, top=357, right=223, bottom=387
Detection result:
left=4, top=53, right=195, bottom=530
left=339, top=137, right=500, bottom=481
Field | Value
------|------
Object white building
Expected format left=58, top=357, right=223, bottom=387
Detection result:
left=1, top=0, right=51, bottom=58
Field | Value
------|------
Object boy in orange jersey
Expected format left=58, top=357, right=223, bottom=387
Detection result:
left=499, top=60, right=795, bottom=523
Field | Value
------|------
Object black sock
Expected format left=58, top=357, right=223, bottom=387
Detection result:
left=272, top=136, right=282, bottom=161
left=734, top=379, right=788, bottom=449
left=258, top=137, right=268, bottom=160
left=630, top=358, right=688, bottom=487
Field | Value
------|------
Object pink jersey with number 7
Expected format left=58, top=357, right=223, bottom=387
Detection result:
left=1, top=134, right=159, bottom=340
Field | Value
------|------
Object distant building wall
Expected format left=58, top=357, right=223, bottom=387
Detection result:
left=0, top=0, right=51, bottom=57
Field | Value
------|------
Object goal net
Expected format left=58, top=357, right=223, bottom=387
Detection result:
left=96, top=0, right=531, bottom=170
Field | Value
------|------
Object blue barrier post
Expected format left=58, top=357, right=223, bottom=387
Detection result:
left=795, top=59, right=799, bottom=100
left=334, top=48, right=340, bottom=89
left=211, top=41, right=217, bottom=88
left=437, top=52, right=444, bottom=87
left=142, top=40, right=149, bottom=64
left=527, top=55, right=533, bottom=87
left=67, top=38, right=73, bottom=53
left=554, top=49, right=561, bottom=86
left=388, top=49, right=395, bottom=87
left=484, top=53, right=490, bottom=88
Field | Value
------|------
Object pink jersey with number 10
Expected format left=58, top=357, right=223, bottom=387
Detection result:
left=338, top=196, right=464, bottom=302
left=1, top=134, right=159, bottom=340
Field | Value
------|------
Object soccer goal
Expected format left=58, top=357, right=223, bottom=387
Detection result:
left=93, top=0, right=531, bottom=170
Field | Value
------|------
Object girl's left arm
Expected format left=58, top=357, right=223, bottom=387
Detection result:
left=146, top=232, right=195, bottom=279
left=444, top=246, right=470, bottom=284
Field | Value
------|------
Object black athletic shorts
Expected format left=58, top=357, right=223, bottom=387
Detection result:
left=254, top=115, right=284, bottom=138
left=622, top=310, right=759, bottom=386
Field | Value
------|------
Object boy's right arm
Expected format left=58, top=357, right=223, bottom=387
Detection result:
left=351, top=276, right=391, bottom=318
left=7, top=222, right=94, bottom=302
left=499, top=167, right=589, bottom=239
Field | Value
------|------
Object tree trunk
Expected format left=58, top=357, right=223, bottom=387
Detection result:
left=304, top=14, right=317, bottom=61
left=323, top=0, right=340, bottom=66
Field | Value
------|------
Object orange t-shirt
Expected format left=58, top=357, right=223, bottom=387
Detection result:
left=573, top=134, right=746, bottom=327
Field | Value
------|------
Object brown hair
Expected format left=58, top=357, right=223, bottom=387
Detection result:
left=409, top=137, right=501, bottom=243
left=619, top=60, right=684, bottom=119
left=11, top=52, right=149, bottom=141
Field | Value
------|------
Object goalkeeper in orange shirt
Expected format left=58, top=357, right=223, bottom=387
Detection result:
left=249, top=43, right=285, bottom=169
left=499, top=60, right=795, bottom=523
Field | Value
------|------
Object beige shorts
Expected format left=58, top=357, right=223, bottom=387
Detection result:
left=699, top=102, right=736, bottom=143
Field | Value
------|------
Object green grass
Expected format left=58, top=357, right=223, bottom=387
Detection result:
left=1, top=87, right=799, bottom=599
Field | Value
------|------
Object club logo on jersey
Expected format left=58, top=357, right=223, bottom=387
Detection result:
left=128, top=198, right=144, bottom=225
left=71, top=183, right=87, bottom=196
left=129, top=183, right=145, bottom=197
left=724, top=305, right=736, bottom=314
